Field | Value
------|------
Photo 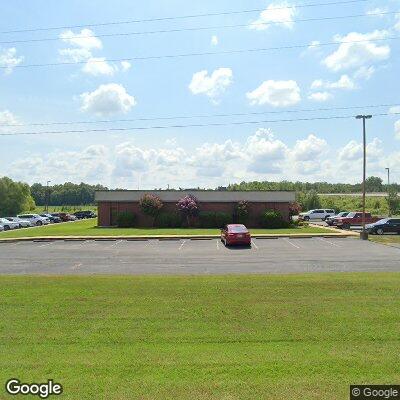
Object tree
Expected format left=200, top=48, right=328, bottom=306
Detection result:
left=0, top=176, right=36, bottom=216
left=365, top=176, right=383, bottom=192
left=177, top=195, right=199, bottom=227
left=386, top=188, right=400, bottom=216
left=297, top=190, right=321, bottom=211
left=234, top=200, right=249, bottom=223
left=139, top=194, right=163, bottom=225
left=288, top=202, right=302, bottom=221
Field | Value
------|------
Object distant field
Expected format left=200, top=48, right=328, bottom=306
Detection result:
left=1, top=273, right=399, bottom=399
left=319, top=195, right=388, bottom=215
left=0, top=218, right=332, bottom=238
left=27, top=205, right=97, bottom=214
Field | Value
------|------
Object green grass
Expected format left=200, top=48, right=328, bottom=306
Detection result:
left=0, top=218, right=332, bottom=238
left=320, top=195, right=389, bottom=216
left=369, top=235, right=400, bottom=246
left=0, top=273, right=399, bottom=399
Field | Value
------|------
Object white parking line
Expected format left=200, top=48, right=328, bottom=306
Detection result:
left=251, top=240, right=258, bottom=249
left=216, top=239, right=220, bottom=250
left=110, top=240, right=123, bottom=247
left=179, top=240, right=186, bottom=250
left=318, top=237, right=340, bottom=247
left=283, top=238, right=300, bottom=249
left=38, top=242, right=55, bottom=248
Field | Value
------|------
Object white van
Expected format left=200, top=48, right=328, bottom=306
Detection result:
left=299, top=209, right=335, bottom=221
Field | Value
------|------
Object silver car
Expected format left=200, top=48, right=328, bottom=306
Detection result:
left=5, top=217, right=33, bottom=228
left=0, top=217, right=20, bottom=230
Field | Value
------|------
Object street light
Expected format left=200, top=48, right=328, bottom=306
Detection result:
left=45, top=180, right=51, bottom=212
left=356, top=115, right=372, bottom=240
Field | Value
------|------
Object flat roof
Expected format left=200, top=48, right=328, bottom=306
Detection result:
left=95, top=190, right=295, bottom=203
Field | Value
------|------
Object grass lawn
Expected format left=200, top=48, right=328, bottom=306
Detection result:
left=369, top=235, right=400, bottom=246
left=0, top=218, right=332, bottom=238
left=0, top=273, right=399, bottom=399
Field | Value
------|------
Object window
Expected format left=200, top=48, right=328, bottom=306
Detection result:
left=326, top=210, right=335, bottom=213
left=229, top=226, right=248, bottom=233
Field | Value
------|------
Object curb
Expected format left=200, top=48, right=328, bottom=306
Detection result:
left=0, top=232, right=356, bottom=243
left=308, top=223, right=359, bottom=237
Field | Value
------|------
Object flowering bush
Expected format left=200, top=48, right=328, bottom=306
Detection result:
left=177, top=194, right=199, bottom=226
left=139, top=194, right=163, bottom=225
left=235, top=200, right=249, bottom=223
left=289, top=201, right=302, bottom=221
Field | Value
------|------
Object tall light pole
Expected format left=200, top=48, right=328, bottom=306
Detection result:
left=356, top=115, right=372, bottom=240
left=45, top=180, right=51, bottom=212
left=385, top=168, right=391, bottom=217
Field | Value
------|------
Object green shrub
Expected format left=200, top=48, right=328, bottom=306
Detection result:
left=156, top=212, right=182, bottom=228
left=261, top=210, right=289, bottom=229
left=116, top=211, right=137, bottom=228
left=234, top=201, right=249, bottom=223
left=199, top=211, right=231, bottom=228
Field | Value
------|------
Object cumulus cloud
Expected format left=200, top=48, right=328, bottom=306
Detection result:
left=59, top=47, right=92, bottom=62
left=395, top=120, right=400, bottom=139
left=211, top=35, right=218, bottom=46
left=249, top=1, right=296, bottom=31
left=0, top=48, right=24, bottom=74
left=311, top=75, right=355, bottom=90
left=291, top=134, right=328, bottom=161
left=323, top=30, right=390, bottom=72
left=120, top=61, right=131, bottom=71
left=308, top=92, right=332, bottom=102
left=60, top=28, right=102, bottom=50
left=82, top=57, right=118, bottom=76
left=80, top=83, right=136, bottom=116
left=389, top=106, right=400, bottom=114
left=0, top=110, right=18, bottom=127
left=353, top=66, right=375, bottom=80
left=189, top=67, right=233, bottom=103
left=338, top=138, right=383, bottom=161
left=247, top=80, right=301, bottom=107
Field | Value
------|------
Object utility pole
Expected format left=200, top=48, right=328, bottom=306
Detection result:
left=385, top=168, right=391, bottom=217
left=45, top=180, right=51, bottom=212
left=356, top=115, right=372, bottom=240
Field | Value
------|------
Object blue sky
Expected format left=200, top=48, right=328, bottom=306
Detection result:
left=1, top=0, right=399, bottom=188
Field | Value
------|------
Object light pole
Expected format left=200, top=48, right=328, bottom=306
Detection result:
left=45, top=180, right=51, bottom=212
left=385, top=168, right=391, bottom=217
left=356, top=115, right=372, bottom=240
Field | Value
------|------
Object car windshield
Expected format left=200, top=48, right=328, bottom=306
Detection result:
left=338, top=212, right=349, bottom=217
left=376, top=218, right=389, bottom=224
left=229, top=226, right=248, bottom=233
left=346, top=212, right=356, bottom=218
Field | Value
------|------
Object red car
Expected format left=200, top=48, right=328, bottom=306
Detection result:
left=332, top=212, right=380, bottom=230
left=221, top=224, right=251, bottom=247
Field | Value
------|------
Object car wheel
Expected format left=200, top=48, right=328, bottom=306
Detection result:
left=19, top=224, right=23, bottom=229
left=4, top=225, right=10, bottom=231
left=36, top=221, right=42, bottom=226
left=343, top=224, right=350, bottom=230
left=376, top=228, right=384, bottom=235
left=304, top=216, right=310, bottom=221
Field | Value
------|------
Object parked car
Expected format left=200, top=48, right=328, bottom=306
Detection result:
left=52, top=212, right=77, bottom=222
left=40, top=213, right=62, bottom=223
left=221, top=224, right=251, bottom=247
left=73, top=210, right=97, bottom=219
left=325, top=212, right=349, bottom=226
left=366, top=218, right=400, bottom=235
left=5, top=217, right=33, bottom=228
left=0, top=225, right=3, bottom=232
left=17, top=214, right=50, bottom=226
left=299, top=209, right=336, bottom=221
left=332, top=212, right=381, bottom=230
left=0, top=217, right=20, bottom=230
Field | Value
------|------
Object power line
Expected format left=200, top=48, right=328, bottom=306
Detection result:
left=0, top=0, right=370, bottom=34
left=1, top=10, right=397, bottom=45
left=1, top=112, right=398, bottom=137
left=0, top=103, right=398, bottom=128
left=2, top=36, right=398, bottom=69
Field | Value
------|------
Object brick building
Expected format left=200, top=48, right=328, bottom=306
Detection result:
left=95, top=190, right=296, bottom=227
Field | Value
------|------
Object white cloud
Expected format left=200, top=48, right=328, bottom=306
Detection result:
left=311, top=75, right=355, bottom=90
left=211, top=35, right=218, bottom=46
left=0, top=48, right=23, bottom=74
left=389, top=106, right=400, bottom=114
left=323, top=30, right=390, bottom=72
left=338, top=137, right=383, bottom=161
left=249, top=2, right=296, bottom=31
left=395, top=120, right=400, bottom=139
left=291, top=134, right=328, bottom=161
left=366, top=8, right=388, bottom=17
left=0, top=110, right=18, bottom=126
left=60, top=28, right=102, bottom=50
left=353, top=66, right=375, bottom=80
left=189, top=68, right=233, bottom=103
left=59, top=47, right=92, bottom=62
left=82, top=57, right=117, bottom=76
left=247, top=80, right=301, bottom=107
left=80, top=83, right=136, bottom=116
left=308, top=92, right=332, bottom=102
left=120, top=61, right=131, bottom=71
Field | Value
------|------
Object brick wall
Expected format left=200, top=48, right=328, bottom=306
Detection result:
left=98, top=201, right=291, bottom=227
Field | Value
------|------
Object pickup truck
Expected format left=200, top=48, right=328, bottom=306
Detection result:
left=332, top=212, right=380, bottom=230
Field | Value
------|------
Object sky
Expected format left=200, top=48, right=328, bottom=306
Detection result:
left=0, top=0, right=399, bottom=189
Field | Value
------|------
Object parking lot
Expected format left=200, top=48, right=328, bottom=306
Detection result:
left=1, top=236, right=399, bottom=274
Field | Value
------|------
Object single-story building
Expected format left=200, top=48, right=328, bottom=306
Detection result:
left=95, top=190, right=296, bottom=228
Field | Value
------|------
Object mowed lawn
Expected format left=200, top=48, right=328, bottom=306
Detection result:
left=1, top=274, right=399, bottom=399
left=0, top=218, right=332, bottom=238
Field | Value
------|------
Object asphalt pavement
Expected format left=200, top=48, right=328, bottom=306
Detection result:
left=0, top=237, right=399, bottom=275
